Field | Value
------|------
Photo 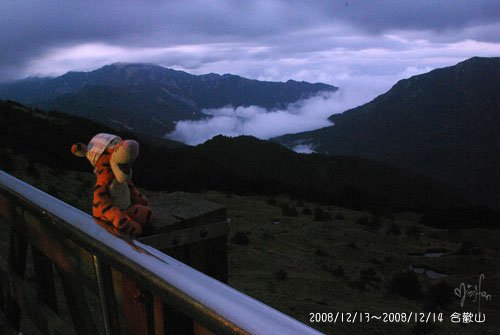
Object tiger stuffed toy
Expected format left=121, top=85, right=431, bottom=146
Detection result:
left=71, top=133, right=152, bottom=236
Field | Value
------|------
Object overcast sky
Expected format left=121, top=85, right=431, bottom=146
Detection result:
left=2, top=1, right=499, bottom=144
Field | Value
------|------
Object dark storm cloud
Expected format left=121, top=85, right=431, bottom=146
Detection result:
left=1, top=0, right=499, bottom=80
left=315, top=0, right=500, bottom=34
left=0, top=1, right=303, bottom=77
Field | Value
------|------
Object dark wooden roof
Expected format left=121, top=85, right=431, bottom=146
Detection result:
left=148, top=192, right=226, bottom=234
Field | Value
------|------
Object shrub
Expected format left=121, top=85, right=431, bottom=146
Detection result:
left=356, top=216, right=370, bottom=226
left=405, top=225, right=422, bottom=239
left=387, top=271, right=422, bottom=300
left=351, top=268, right=381, bottom=291
left=288, top=206, right=299, bottom=217
left=314, top=249, right=328, bottom=257
left=455, top=240, right=483, bottom=255
left=280, top=203, right=298, bottom=217
left=367, top=206, right=394, bottom=220
left=314, top=207, right=331, bottom=221
left=261, top=232, right=275, bottom=239
left=368, top=257, right=384, bottom=267
left=26, top=162, right=40, bottom=179
left=332, top=265, right=344, bottom=277
left=424, top=281, right=454, bottom=311
left=356, top=215, right=380, bottom=230
left=350, top=280, right=367, bottom=292
left=275, top=269, right=287, bottom=281
left=267, top=198, right=277, bottom=206
left=336, top=184, right=370, bottom=210
left=359, top=268, right=381, bottom=287
left=387, top=223, right=402, bottom=235
left=455, top=240, right=474, bottom=255
left=370, top=215, right=381, bottom=229
left=302, top=207, right=312, bottom=215
left=334, top=212, right=345, bottom=220
left=231, top=232, right=250, bottom=245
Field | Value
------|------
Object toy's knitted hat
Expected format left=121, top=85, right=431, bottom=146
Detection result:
left=86, top=133, right=122, bottom=166
left=72, top=133, right=122, bottom=166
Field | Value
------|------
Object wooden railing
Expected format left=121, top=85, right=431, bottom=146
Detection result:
left=0, top=170, right=324, bottom=335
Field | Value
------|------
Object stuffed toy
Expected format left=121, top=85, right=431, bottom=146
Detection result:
left=71, top=133, right=152, bottom=236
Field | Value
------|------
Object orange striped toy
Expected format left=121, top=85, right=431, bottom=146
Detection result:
left=71, top=133, right=152, bottom=236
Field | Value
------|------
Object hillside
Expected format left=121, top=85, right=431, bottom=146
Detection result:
left=273, top=57, right=500, bottom=208
left=3, top=152, right=500, bottom=335
left=2, top=100, right=499, bottom=335
left=0, top=100, right=469, bottom=215
left=2, top=152, right=499, bottom=335
left=0, top=63, right=337, bottom=137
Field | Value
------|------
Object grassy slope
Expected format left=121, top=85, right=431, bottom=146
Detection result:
left=0, top=157, right=498, bottom=335
left=203, top=192, right=499, bottom=335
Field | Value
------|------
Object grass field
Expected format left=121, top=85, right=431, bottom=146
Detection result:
left=199, top=192, right=499, bottom=335
left=1, top=155, right=499, bottom=334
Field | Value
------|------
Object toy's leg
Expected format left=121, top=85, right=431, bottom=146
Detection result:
left=127, top=204, right=152, bottom=229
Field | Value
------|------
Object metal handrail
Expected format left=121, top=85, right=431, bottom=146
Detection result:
left=0, top=170, right=324, bottom=335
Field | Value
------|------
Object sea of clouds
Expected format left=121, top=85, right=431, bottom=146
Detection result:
left=166, top=79, right=382, bottom=148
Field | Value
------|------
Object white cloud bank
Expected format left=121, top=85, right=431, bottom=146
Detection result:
left=292, top=144, right=317, bottom=154
left=165, top=60, right=432, bottom=147
left=166, top=86, right=376, bottom=145
left=166, top=92, right=334, bottom=145
left=166, top=62, right=438, bottom=146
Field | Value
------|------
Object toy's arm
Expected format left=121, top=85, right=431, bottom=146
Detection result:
left=93, top=172, right=142, bottom=236
left=128, top=181, right=149, bottom=206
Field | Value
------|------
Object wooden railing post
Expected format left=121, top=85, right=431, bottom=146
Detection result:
left=6, top=228, right=27, bottom=331
left=31, top=247, right=58, bottom=334
left=32, top=247, right=58, bottom=312
left=56, top=266, right=98, bottom=335
left=153, top=296, right=165, bottom=335
left=120, top=273, right=151, bottom=334
left=93, top=255, right=121, bottom=335
left=118, top=277, right=170, bottom=335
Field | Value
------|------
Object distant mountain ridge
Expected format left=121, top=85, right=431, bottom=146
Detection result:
left=272, top=56, right=500, bottom=208
left=0, top=63, right=337, bottom=136
left=0, top=99, right=467, bottom=214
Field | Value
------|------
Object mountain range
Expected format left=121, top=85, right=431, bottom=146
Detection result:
left=0, top=99, right=468, bottom=216
left=1, top=56, right=499, bottom=212
left=0, top=63, right=337, bottom=137
left=273, top=57, right=500, bottom=208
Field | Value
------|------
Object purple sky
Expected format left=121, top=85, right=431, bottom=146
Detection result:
left=2, top=1, right=499, bottom=144
left=2, top=1, right=498, bottom=83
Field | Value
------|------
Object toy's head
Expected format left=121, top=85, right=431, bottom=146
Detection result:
left=72, top=133, right=139, bottom=182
